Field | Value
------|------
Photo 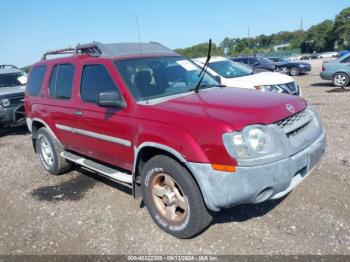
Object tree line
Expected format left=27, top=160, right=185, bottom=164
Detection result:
left=175, top=7, right=350, bottom=58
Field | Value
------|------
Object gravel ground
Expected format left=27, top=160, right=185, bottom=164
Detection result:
left=0, top=59, right=349, bottom=255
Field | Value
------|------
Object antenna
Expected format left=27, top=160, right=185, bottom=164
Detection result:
left=136, top=16, right=149, bottom=104
left=136, top=16, right=142, bottom=55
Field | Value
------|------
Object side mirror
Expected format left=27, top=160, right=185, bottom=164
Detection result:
left=97, top=92, right=126, bottom=108
left=213, top=75, right=221, bottom=84
left=255, top=61, right=260, bottom=65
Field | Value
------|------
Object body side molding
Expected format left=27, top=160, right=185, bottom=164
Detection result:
left=56, top=124, right=132, bottom=147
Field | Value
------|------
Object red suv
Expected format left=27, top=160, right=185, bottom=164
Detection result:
left=25, top=42, right=326, bottom=238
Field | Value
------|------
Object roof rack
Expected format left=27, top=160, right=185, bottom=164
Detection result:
left=42, top=41, right=179, bottom=60
left=0, top=64, right=18, bottom=69
left=42, top=43, right=102, bottom=60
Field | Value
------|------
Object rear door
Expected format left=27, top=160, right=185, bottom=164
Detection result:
left=69, top=62, right=134, bottom=171
left=44, top=62, right=78, bottom=148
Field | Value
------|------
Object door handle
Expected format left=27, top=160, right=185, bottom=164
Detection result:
left=74, top=111, right=83, bottom=116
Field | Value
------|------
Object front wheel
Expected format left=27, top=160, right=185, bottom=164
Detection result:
left=332, top=73, right=349, bottom=87
left=141, top=155, right=212, bottom=238
left=290, top=67, right=300, bottom=76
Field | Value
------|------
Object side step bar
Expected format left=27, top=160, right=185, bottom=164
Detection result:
left=61, top=151, right=132, bottom=184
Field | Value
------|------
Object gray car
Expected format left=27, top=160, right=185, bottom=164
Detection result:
left=0, top=65, right=27, bottom=127
left=320, top=53, right=350, bottom=87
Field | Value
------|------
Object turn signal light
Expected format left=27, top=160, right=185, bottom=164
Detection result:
left=211, top=164, right=236, bottom=172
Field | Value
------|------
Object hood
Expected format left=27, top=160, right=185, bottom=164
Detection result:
left=221, top=72, right=294, bottom=88
left=0, top=85, right=25, bottom=97
left=152, top=87, right=307, bottom=131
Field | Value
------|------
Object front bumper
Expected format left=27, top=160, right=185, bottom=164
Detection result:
left=0, top=105, right=25, bottom=126
left=188, top=130, right=326, bottom=212
left=299, top=66, right=311, bottom=73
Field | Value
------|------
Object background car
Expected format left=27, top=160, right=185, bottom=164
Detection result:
left=300, top=54, right=311, bottom=60
left=309, top=53, right=321, bottom=59
left=231, top=56, right=282, bottom=72
left=319, top=51, right=339, bottom=59
left=320, top=53, right=350, bottom=87
left=0, top=65, right=27, bottom=127
left=286, top=54, right=304, bottom=61
left=236, top=62, right=269, bottom=73
left=338, top=50, right=350, bottom=58
left=193, top=56, right=301, bottom=95
left=268, top=57, right=312, bottom=76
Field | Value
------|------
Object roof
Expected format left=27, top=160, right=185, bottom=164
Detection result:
left=232, top=55, right=262, bottom=59
left=0, top=67, right=22, bottom=75
left=0, top=65, right=18, bottom=69
left=42, top=42, right=180, bottom=60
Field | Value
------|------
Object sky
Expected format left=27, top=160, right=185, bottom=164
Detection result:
left=1, top=0, right=349, bottom=67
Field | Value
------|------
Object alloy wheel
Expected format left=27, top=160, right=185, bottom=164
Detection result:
left=150, top=173, right=188, bottom=223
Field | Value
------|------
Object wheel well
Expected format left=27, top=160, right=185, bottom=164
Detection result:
left=332, top=71, right=350, bottom=79
left=31, top=121, right=45, bottom=152
left=133, top=146, right=196, bottom=199
left=135, top=147, right=180, bottom=177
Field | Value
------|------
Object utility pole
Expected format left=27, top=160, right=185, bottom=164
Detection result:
left=300, top=17, right=303, bottom=31
left=248, top=26, right=250, bottom=38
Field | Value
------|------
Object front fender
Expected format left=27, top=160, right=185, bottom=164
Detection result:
left=135, top=122, right=209, bottom=163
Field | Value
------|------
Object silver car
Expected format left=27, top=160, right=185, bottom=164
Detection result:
left=0, top=65, right=27, bottom=127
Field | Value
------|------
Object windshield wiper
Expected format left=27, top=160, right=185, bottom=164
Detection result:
left=194, top=39, right=212, bottom=93
left=252, top=48, right=256, bottom=75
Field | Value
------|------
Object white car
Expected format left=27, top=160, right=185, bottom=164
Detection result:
left=192, top=56, right=301, bottom=96
left=318, top=52, right=338, bottom=59
left=287, top=55, right=303, bottom=61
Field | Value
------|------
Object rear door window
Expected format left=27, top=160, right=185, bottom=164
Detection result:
left=80, top=64, right=120, bottom=103
left=340, top=56, right=350, bottom=63
left=49, top=64, right=74, bottom=99
left=27, top=65, right=47, bottom=96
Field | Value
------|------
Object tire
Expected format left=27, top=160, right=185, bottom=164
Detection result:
left=36, top=127, right=72, bottom=175
left=332, top=72, right=349, bottom=87
left=290, top=67, right=300, bottom=76
left=141, top=155, right=212, bottom=238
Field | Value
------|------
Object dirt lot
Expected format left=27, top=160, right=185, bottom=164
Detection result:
left=0, top=59, right=349, bottom=255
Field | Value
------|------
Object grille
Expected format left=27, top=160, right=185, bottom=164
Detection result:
left=9, top=96, right=24, bottom=106
left=276, top=110, right=307, bottom=129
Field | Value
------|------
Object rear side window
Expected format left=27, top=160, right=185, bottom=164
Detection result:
left=341, top=56, right=350, bottom=63
left=49, top=64, right=74, bottom=99
left=27, top=65, right=47, bottom=96
left=80, top=64, right=119, bottom=103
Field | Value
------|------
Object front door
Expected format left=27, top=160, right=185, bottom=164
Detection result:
left=69, top=63, right=134, bottom=171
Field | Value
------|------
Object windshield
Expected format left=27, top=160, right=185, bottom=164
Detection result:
left=208, top=60, right=252, bottom=78
left=0, top=72, right=26, bottom=88
left=114, top=56, right=218, bottom=101
left=257, top=57, right=274, bottom=64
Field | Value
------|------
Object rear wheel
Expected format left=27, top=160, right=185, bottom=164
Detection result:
left=141, top=155, right=212, bottom=238
left=36, top=127, right=72, bottom=175
left=332, top=73, right=349, bottom=87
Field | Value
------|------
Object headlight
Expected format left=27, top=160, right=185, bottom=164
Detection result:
left=255, top=85, right=282, bottom=93
left=223, top=125, right=278, bottom=160
left=1, top=98, right=10, bottom=107
left=247, top=128, right=266, bottom=152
